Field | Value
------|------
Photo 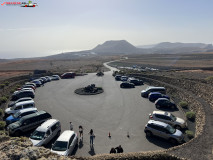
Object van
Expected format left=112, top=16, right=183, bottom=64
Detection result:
left=6, top=108, right=38, bottom=125
left=30, top=119, right=61, bottom=146
left=141, top=86, right=166, bottom=98
left=7, top=110, right=52, bottom=136
left=51, top=130, right=78, bottom=156
left=5, top=100, right=35, bottom=115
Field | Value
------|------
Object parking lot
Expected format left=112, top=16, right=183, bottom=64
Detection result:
left=34, top=64, right=185, bottom=156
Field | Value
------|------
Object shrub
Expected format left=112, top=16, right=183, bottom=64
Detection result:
left=0, top=121, right=6, bottom=130
left=10, top=89, right=16, bottom=93
left=185, top=130, right=194, bottom=139
left=186, top=111, right=196, bottom=121
left=0, top=84, right=5, bottom=89
left=4, top=81, right=9, bottom=86
left=205, top=76, right=213, bottom=83
left=0, top=96, right=8, bottom=103
left=179, top=101, right=188, bottom=109
left=0, top=109, right=3, bottom=116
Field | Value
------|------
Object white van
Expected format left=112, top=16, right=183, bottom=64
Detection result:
left=5, top=100, right=35, bottom=115
left=51, top=130, right=78, bottom=156
left=30, top=119, right=61, bottom=146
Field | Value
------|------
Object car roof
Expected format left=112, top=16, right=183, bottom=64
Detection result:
left=153, top=111, right=171, bottom=116
left=36, top=119, right=59, bottom=132
left=156, top=98, right=169, bottom=101
left=56, top=130, right=75, bottom=142
left=16, top=97, right=32, bottom=102
left=15, top=100, right=34, bottom=106
left=149, top=92, right=161, bottom=95
left=17, top=108, right=37, bottom=114
left=20, top=110, right=47, bottom=121
left=148, top=120, right=168, bottom=127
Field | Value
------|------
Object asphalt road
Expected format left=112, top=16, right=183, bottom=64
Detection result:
left=34, top=63, right=185, bottom=156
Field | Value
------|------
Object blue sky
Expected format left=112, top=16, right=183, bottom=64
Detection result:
left=0, top=0, right=213, bottom=58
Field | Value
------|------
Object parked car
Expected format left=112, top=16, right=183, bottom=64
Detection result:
left=144, top=120, right=184, bottom=144
left=31, top=80, right=42, bottom=87
left=45, top=76, right=52, bottom=82
left=115, top=75, right=122, bottom=81
left=30, top=119, right=61, bottom=146
left=51, top=75, right=60, bottom=80
left=5, top=100, right=35, bottom=115
left=22, top=84, right=36, bottom=90
left=16, top=88, right=35, bottom=94
left=141, top=86, right=166, bottom=98
left=148, top=92, right=170, bottom=102
left=11, top=90, right=35, bottom=101
left=40, top=77, right=48, bottom=83
left=8, top=97, right=33, bottom=108
left=6, top=108, right=38, bottom=125
left=7, top=110, right=52, bottom=136
left=120, top=82, right=135, bottom=88
left=61, top=72, right=75, bottom=79
left=155, top=98, right=176, bottom=109
left=51, top=130, right=78, bottom=156
left=25, top=82, right=36, bottom=88
left=149, top=111, right=187, bottom=129
left=121, top=76, right=128, bottom=81
left=128, top=78, right=143, bottom=85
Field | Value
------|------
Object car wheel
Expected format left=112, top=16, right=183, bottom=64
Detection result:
left=14, top=130, right=22, bottom=137
left=169, top=138, right=178, bottom=145
left=175, top=125, right=181, bottom=130
left=156, top=105, right=160, bottom=109
left=145, top=131, right=153, bottom=137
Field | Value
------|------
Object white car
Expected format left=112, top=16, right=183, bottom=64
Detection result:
left=149, top=111, right=187, bottom=129
left=30, top=119, right=61, bottom=146
left=8, top=97, right=33, bottom=108
left=51, top=130, right=78, bottom=156
left=51, top=75, right=60, bottom=80
left=5, top=100, right=35, bottom=115
left=144, top=120, right=184, bottom=144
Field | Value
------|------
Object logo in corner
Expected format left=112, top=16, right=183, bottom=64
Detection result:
left=21, top=1, right=37, bottom=7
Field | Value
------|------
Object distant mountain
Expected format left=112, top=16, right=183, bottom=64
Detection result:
left=92, top=40, right=141, bottom=54
left=154, top=42, right=210, bottom=49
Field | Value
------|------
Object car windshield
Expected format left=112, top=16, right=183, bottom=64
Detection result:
left=166, top=125, right=176, bottom=134
left=30, top=131, right=45, bottom=140
left=13, top=111, right=21, bottom=118
left=52, top=141, right=68, bottom=151
left=170, top=114, right=177, bottom=121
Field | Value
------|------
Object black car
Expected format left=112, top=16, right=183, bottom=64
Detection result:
left=128, top=78, right=144, bottom=85
left=115, top=75, right=122, bottom=81
left=11, top=91, right=35, bottom=101
left=155, top=98, right=176, bottom=109
left=120, top=82, right=135, bottom=88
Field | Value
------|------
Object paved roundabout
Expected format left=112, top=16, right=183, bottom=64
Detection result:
left=34, top=62, right=185, bottom=156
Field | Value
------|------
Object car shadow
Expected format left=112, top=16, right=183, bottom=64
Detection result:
left=88, top=145, right=96, bottom=156
left=146, top=136, right=175, bottom=149
left=71, top=143, right=78, bottom=155
left=157, top=107, right=179, bottom=112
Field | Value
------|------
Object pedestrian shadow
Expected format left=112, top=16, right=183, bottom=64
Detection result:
left=78, top=138, right=84, bottom=149
left=88, top=145, right=96, bottom=156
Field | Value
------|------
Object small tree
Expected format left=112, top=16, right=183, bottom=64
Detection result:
left=186, top=111, right=196, bottom=121
left=179, top=101, right=188, bottom=109
left=0, top=121, right=6, bottom=130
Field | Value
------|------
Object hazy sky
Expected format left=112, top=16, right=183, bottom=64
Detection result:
left=0, top=0, right=213, bottom=58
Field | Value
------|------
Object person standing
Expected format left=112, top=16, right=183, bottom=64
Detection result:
left=88, top=129, right=95, bottom=145
left=79, top=125, right=83, bottom=138
left=70, top=122, right=73, bottom=130
left=115, top=145, right=123, bottom=153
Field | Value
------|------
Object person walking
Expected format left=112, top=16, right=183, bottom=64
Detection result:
left=79, top=125, right=83, bottom=138
left=88, top=129, right=95, bottom=145
left=70, top=122, right=73, bottom=130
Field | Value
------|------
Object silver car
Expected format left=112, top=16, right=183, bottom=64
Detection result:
left=144, top=120, right=184, bottom=144
left=149, top=111, right=187, bottom=129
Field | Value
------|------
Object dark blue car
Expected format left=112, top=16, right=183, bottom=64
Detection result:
left=6, top=108, right=37, bottom=125
left=148, top=92, right=170, bottom=102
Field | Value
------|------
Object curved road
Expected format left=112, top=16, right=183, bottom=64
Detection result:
left=34, top=62, right=184, bottom=156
